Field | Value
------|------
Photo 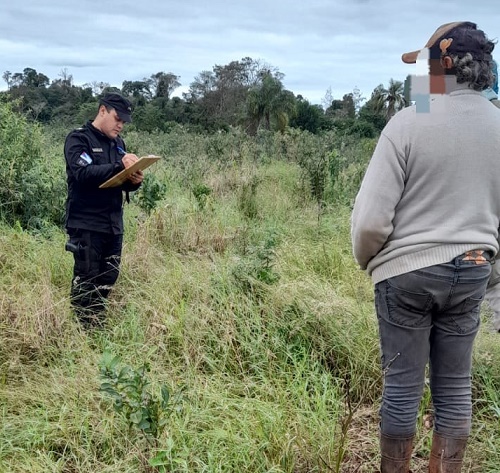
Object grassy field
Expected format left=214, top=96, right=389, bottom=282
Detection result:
left=1, top=122, right=500, bottom=472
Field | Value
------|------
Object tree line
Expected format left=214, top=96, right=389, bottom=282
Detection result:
left=1, top=58, right=407, bottom=137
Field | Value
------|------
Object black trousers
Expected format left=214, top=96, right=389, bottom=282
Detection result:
left=66, top=228, right=123, bottom=326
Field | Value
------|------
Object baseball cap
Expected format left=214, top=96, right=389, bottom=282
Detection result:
left=99, top=93, right=132, bottom=123
left=402, top=21, right=491, bottom=64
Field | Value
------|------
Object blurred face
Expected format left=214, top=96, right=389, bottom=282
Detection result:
left=429, top=58, right=446, bottom=93
left=93, top=105, right=125, bottom=139
left=413, top=49, right=452, bottom=95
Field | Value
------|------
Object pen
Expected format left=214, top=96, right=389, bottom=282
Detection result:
left=117, top=146, right=126, bottom=155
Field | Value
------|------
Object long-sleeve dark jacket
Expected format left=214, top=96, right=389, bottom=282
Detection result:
left=64, top=121, right=141, bottom=234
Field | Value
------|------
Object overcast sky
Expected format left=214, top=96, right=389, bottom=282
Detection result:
left=1, top=1, right=499, bottom=105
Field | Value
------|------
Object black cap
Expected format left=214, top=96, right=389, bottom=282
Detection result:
left=99, top=93, right=132, bottom=123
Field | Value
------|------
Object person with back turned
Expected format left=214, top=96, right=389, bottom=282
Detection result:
left=482, top=59, right=500, bottom=332
left=64, top=92, right=143, bottom=329
left=351, top=22, right=500, bottom=472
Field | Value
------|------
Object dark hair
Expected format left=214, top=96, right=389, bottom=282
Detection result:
left=449, top=35, right=496, bottom=90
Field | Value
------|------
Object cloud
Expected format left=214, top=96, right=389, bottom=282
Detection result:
left=2, top=0, right=499, bottom=104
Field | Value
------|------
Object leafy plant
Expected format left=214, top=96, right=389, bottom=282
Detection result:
left=136, top=173, right=167, bottom=214
left=295, top=131, right=329, bottom=209
left=0, top=99, right=65, bottom=229
left=205, top=133, right=226, bottom=160
left=99, top=351, right=177, bottom=442
left=192, top=182, right=212, bottom=210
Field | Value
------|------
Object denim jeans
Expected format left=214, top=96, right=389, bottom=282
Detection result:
left=374, top=253, right=491, bottom=438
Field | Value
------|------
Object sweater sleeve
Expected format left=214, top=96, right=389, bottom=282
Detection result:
left=351, top=129, right=407, bottom=270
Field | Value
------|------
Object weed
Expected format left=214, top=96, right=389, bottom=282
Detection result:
left=136, top=174, right=167, bottom=215
left=232, top=231, right=280, bottom=294
left=238, top=175, right=260, bottom=220
left=99, top=351, right=178, bottom=442
left=192, top=183, right=212, bottom=210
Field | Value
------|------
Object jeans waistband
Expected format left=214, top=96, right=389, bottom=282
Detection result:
left=457, top=249, right=493, bottom=265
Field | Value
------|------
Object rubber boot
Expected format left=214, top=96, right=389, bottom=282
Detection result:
left=380, top=433, right=414, bottom=472
left=428, top=431, right=468, bottom=473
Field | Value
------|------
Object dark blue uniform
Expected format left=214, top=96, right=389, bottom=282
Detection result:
left=64, top=121, right=140, bottom=327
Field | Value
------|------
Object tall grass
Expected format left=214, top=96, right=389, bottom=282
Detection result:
left=0, top=122, right=499, bottom=472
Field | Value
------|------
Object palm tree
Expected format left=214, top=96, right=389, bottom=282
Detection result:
left=372, top=79, right=406, bottom=120
left=246, top=73, right=296, bottom=133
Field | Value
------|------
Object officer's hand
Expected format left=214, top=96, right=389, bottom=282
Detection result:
left=128, top=170, right=144, bottom=185
left=121, top=153, right=139, bottom=168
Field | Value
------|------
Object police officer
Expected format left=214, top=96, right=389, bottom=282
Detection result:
left=64, top=92, right=143, bottom=328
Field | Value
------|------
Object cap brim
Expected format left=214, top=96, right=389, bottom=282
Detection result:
left=402, top=50, right=420, bottom=64
left=116, top=111, right=132, bottom=123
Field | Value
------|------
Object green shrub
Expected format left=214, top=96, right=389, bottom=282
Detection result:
left=0, top=99, right=65, bottom=230
left=99, top=351, right=176, bottom=441
left=192, top=183, right=212, bottom=210
left=136, top=173, right=167, bottom=214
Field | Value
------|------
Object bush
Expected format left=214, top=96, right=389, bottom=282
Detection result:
left=0, top=99, right=65, bottom=230
left=136, top=173, right=167, bottom=214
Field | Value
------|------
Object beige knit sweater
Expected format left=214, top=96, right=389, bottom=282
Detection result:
left=351, top=86, right=500, bottom=284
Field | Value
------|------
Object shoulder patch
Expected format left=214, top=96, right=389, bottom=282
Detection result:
left=76, top=151, right=93, bottom=167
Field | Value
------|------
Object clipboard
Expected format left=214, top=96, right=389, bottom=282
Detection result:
left=99, top=156, right=161, bottom=188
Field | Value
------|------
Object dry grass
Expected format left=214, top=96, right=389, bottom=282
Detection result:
left=1, top=137, right=500, bottom=471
